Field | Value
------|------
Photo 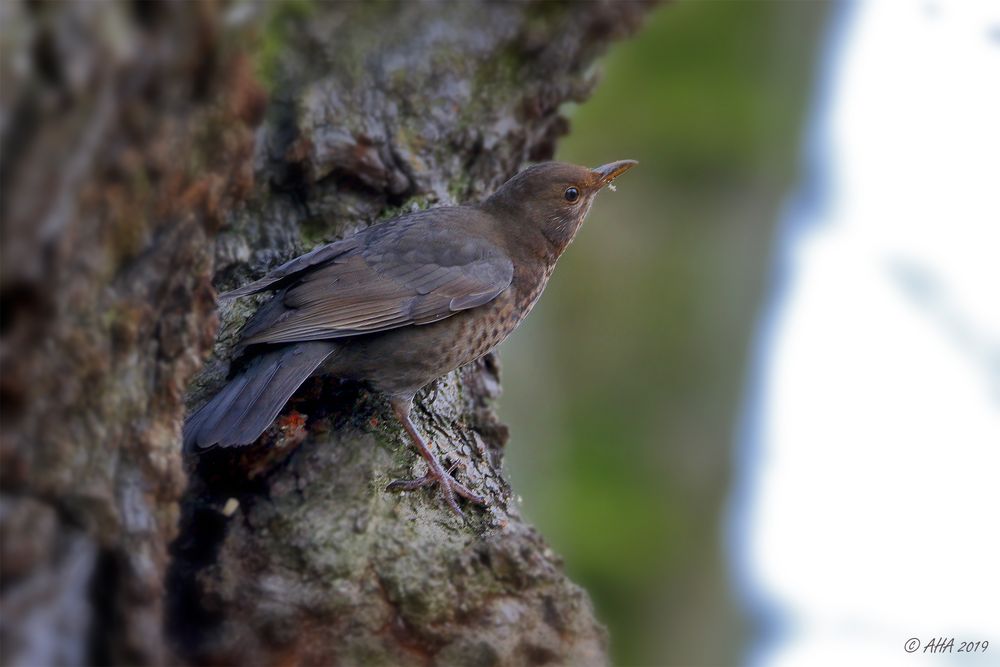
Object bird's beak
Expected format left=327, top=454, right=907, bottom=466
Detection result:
left=591, top=159, right=638, bottom=187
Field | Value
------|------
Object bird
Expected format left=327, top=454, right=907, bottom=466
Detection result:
left=184, top=159, right=637, bottom=515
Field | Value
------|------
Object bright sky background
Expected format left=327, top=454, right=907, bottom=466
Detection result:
left=736, top=1, right=1000, bottom=665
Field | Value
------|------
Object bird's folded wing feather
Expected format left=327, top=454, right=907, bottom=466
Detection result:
left=237, top=210, right=514, bottom=345
left=219, top=236, right=362, bottom=299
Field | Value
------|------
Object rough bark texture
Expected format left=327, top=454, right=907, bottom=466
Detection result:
left=0, top=2, right=651, bottom=665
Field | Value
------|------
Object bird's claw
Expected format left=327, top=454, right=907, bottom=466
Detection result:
left=386, top=469, right=485, bottom=516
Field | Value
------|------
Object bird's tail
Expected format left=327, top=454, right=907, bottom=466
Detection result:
left=183, top=342, right=337, bottom=450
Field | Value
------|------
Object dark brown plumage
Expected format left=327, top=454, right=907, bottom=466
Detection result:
left=184, top=159, right=637, bottom=515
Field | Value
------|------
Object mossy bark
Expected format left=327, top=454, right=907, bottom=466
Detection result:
left=1, top=2, right=652, bottom=665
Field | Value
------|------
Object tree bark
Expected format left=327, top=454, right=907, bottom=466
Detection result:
left=0, top=2, right=652, bottom=665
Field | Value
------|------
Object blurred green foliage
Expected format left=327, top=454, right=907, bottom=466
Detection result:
left=500, top=2, right=830, bottom=665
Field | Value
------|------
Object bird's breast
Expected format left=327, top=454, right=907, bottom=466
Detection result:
left=326, top=262, right=556, bottom=397
left=461, top=263, right=555, bottom=360
left=513, top=263, right=556, bottom=317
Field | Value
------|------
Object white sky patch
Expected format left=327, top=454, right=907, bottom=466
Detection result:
left=737, top=1, right=1000, bottom=665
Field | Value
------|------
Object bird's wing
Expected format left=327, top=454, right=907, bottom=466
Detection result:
left=219, top=235, right=362, bottom=299
left=237, top=209, right=513, bottom=345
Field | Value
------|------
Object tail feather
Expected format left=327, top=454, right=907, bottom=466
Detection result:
left=183, top=342, right=336, bottom=450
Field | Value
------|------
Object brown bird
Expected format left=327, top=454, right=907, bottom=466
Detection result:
left=184, top=159, right=637, bottom=515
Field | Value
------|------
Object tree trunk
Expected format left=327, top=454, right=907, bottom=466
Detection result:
left=0, top=2, right=652, bottom=665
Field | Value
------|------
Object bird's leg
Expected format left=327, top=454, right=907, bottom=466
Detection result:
left=385, top=397, right=485, bottom=515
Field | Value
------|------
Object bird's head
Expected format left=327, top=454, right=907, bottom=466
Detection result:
left=483, top=160, right=637, bottom=254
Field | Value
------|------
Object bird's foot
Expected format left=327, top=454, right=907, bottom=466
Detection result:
left=387, top=398, right=486, bottom=517
left=386, top=465, right=485, bottom=516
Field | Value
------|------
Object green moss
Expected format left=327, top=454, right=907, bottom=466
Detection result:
left=376, top=193, right=435, bottom=223
left=446, top=173, right=474, bottom=203
left=256, top=0, right=316, bottom=90
left=465, top=45, right=523, bottom=119
left=298, top=214, right=337, bottom=248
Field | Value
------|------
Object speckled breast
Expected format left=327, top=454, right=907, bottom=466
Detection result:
left=332, top=263, right=556, bottom=398
left=461, top=264, right=555, bottom=362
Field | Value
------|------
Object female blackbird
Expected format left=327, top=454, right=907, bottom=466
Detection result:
left=184, top=159, right=637, bottom=515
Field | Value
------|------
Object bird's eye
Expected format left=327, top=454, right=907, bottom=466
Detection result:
left=564, top=187, right=580, bottom=203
